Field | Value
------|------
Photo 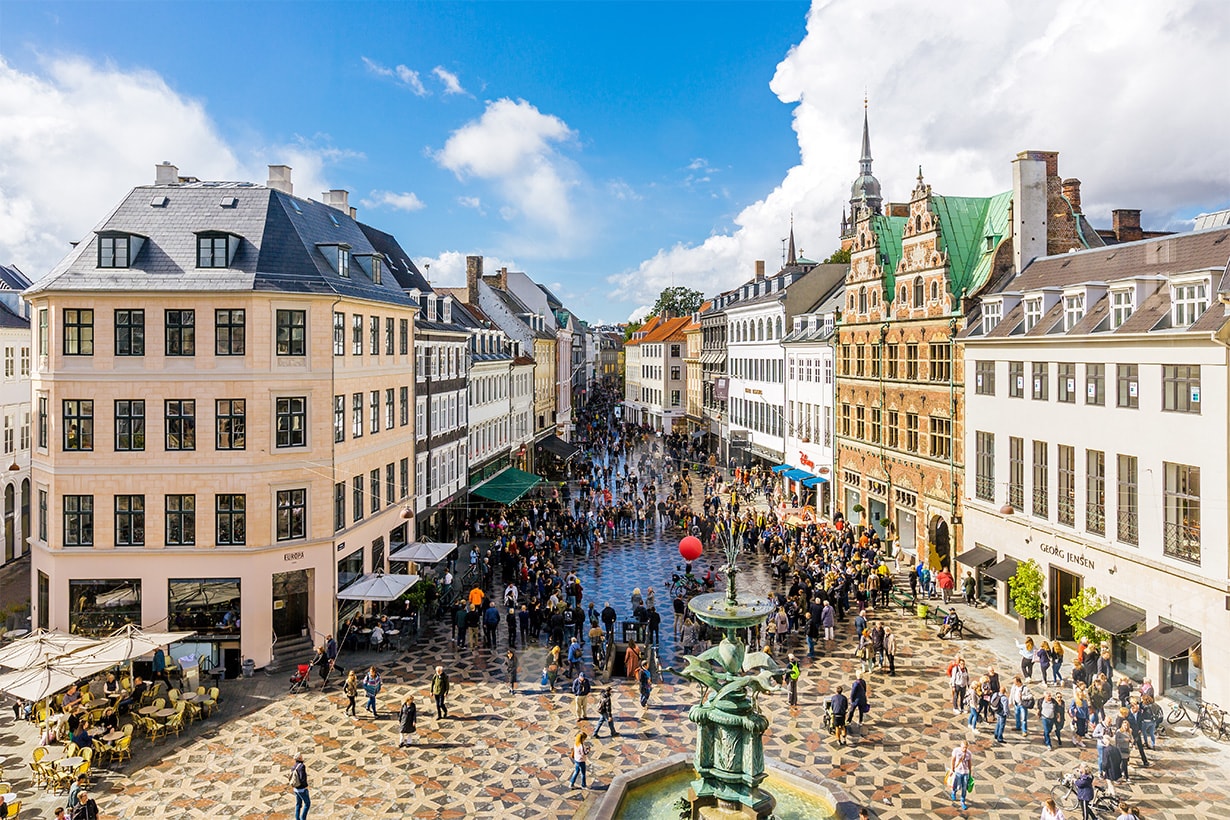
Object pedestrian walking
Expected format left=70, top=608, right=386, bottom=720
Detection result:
left=883, top=626, right=897, bottom=675
left=289, top=753, right=310, bottom=820
left=594, top=686, right=619, bottom=737
left=572, top=670, right=593, bottom=720
left=431, top=665, right=450, bottom=719
left=362, top=666, right=382, bottom=719
left=567, top=637, right=584, bottom=677
left=568, top=731, right=590, bottom=789
left=830, top=685, right=849, bottom=746
left=1040, top=797, right=1067, bottom=820
left=398, top=695, right=417, bottom=747
left=947, top=739, right=973, bottom=811
left=1072, top=763, right=1096, bottom=820
left=637, top=661, right=653, bottom=709
left=342, top=670, right=358, bottom=717
left=993, top=686, right=1008, bottom=743
left=849, top=672, right=870, bottom=726
left=506, top=649, right=519, bottom=692
left=786, top=654, right=800, bottom=707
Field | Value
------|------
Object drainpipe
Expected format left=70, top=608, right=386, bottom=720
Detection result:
left=879, top=322, right=891, bottom=543
left=948, top=315, right=959, bottom=571
left=329, top=297, right=341, bottom=644
left=828, top=313, right=840, bottom=521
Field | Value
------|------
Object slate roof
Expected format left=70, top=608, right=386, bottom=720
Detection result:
left=0, top=264, right=32, bottom=292
left=0, top=302, right=28, bottom=330
left=963, top=224, right=1230, bottom=340
left=27, top=183, right=415, bottom=308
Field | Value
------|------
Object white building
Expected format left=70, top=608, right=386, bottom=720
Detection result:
left=725, top=256, right=846, bottom=471
left=962, top=220, right=1230, bottom=704
left=0, top=265, right=32, bottom=568
left=781, top=285, right=842, bottom=518
left=461, top=308, right=516, bottom=484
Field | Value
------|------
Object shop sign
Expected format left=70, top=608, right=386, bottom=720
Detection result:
left=1040, top=542, right=1095, bottom=570
left=284, top=550, right=305, bottom=562
left=799, top=453, right=815, bottom=468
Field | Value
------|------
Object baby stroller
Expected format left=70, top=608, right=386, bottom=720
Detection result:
left=823, top=701, right=835, bottom=734
left=289, top=664, right=311, bottom=694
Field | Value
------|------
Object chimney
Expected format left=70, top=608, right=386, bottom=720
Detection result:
left=323, top=189, right=349, bottom=213
left=755, top=260, right=765, bottom=280
left=1061, top=178, right=1082, bottom=213
left=466, top=255, right=484, bottom=303
left=267, top=165, right=293, bottom=194
left=1113, top=209, right=1143, bottom=243
left=1012, top=150, right=1052, bottom=272
left=498, top=266, right=509, bottom=290
left=349, top=206, right=358, bottom=220
left=155, top=162, right=179, bottom=185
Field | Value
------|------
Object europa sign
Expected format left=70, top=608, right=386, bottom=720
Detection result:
left=1040, top=542, right=1095, bottom=570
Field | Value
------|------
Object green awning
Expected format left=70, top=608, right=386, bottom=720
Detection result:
left=469, top=467, right=541, bottom=505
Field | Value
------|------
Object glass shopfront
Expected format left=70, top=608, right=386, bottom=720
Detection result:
left=69, top=578, right=142, bottom=636
left=168, top=578, right=241, bottom=637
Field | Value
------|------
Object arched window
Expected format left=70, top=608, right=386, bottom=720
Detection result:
left=931, top=281, right=939, bottom=302
left=913, top=277, right=924, bottom=308
left=915, top=215, right=922, bottom=232
left=899, top=285, right=907, bottom=303
left=871, top=289, right=878, bottom=306
left=3, top=484, right=13, bottom=562
left=757, top=319, right=764, bottom=341
left=858, top=287, right=867, bottom=313
left=775, top=316, right=783, bottom=338
left=20, top=479, right=29, bottom=550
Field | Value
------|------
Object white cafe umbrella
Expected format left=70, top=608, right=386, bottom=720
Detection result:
left=67, top=624, right=196, bottom=666
left=389, top=541, right=456, bottom=564
left=0, top=629, right=100, bottom=670
left=0, top=656, right=115, bottom=701
left=335, top=573, right=420, bottom=602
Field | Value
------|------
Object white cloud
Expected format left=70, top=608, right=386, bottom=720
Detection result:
left=414, top=250, right=518, bottom=288
left=627, top=305, right=651, bottom=323
left=0, top=56, right=354, bottom=280
left=360, top=190, right=426, bottom=212
left=611, top=0, right=1230, bottom=304
left=434, top=98, right=582, bottom=246
left=432, top=66, right=466, bottom=96
left=457, top=195, right=483, bottom=212
left=607, top=180, right=641, bottom=201
left=362, top=56, right=428, bottom=96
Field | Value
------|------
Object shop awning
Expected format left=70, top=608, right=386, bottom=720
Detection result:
left=784, top=469, right=814, bottom=482
left=1130, top=623, right=1201, bottom=660
left=390, top=541, right=456, bottom=565
left=690, top=429, right=706, bottom=440
left=1083, top=601, right=1145, bottom=635
left=336, top=573, right=420, bottom=602
left=771, top=464, right=792, bottom=473
left=982, top=557, right=1019, bottom=583
left=802, top=476, right=828, bottom=488
left=956, top=546, right=997, bottom=568
left=470, top=467, right=542, bottom=505
left=538, top=435, right=580, bottom=460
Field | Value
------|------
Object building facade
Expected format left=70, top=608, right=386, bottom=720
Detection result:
left=26, top=165, right=417, bottom=671
left=0, top=264, right=32, bottom=568
left=962, top=221, right=1230, bottom=704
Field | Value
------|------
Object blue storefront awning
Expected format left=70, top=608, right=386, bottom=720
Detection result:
left=802, top=476, right=828, bottom=487
left=784, top=468, right=814, bottom=482
left=771, top=464, right=792, bottom=473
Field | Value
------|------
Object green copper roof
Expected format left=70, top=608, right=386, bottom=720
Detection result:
left=931, top=191, right=1011, bottom=299
left=869, top=214, right=906, bottom=296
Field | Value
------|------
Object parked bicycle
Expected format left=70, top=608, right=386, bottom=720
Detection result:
left=1168, top=699, right=1197, bottom=726
left=1199, top=703, right=1230, bottom=742
left=1051, top=773, right=1117, bottom=814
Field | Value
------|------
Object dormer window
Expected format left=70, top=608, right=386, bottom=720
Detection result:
left=371, top=256, right=382, bottom=284
left=318, top=244, right=352, bottom=277
left=97, top=233, right=144, bottom=268
left=1063, top=294, right=1085, bottom=331
left=354, top=253, right=384, bottom=283
left=982, top=302, right=1002, bottom=334
left=1110, top=289, right=1134, bottom=329
left=1023, top=298, right=1042, bottom=332
left=1172, top=281, right=1208, bottom=327
left=339, top=247, right=350, bottom=278
left=196, top=233, right=239, bottom=268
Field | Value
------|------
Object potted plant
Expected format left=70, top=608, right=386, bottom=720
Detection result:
left=1063, top=586, right=1111, bottom=647
left=1008, top=558, right=1045, bottom=633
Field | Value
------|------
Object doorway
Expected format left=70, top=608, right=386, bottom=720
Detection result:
left=930, top=517, right=951, bottom=570
left=1048, top=566, right=1081, bottom=642
left=272, top=569, right=311, bottom=639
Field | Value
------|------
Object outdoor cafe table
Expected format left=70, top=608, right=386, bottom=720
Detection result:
left=154, top=708, right=176, bottom=720
left=38, top=747, right=66, bottom=763
left=55, top=756, right=84, bottom=769
left=101, top=730, right=126, bottom=743
left=181, top=692, right=201, bottom=702
left=2, top=628, right=29, bottom=639
left=137, top=706, right=159, bottom=717
left=386, top=629, right=401, bottom=649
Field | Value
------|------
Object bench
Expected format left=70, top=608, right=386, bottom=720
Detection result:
left=890, top=592, right=915, bottom=615
left=930, top=606, right=965, bottom=639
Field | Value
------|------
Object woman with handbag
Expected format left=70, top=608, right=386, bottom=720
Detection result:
left=342, top=670, right=358, bottom=717
left=362, top=666, right=382, bottom=719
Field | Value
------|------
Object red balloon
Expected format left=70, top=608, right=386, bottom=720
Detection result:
left=679, top=536, right=703, bottom=561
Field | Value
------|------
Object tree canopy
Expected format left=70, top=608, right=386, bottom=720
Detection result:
left=823, top=247, right=851, bottom=264
left=650, top=286, right=704, bottom=318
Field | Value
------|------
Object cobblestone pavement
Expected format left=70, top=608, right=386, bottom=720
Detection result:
left=4, top=521, right=1230, bottom=819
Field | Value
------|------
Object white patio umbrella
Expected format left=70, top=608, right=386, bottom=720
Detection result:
left=389, top=541, right=456, bottom=564
left=335, top=573, right=420, bottom=602
left=66, top=624, right=196, bottom=666
left=0, top=656, right=115, bottom=701
left=0, top=629, right=100, bottom=670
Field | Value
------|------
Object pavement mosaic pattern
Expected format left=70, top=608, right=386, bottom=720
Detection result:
left=4, top=520, right=1230, bottom=818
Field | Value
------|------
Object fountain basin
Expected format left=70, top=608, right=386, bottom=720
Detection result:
left=688, top=592, right=777, bottom=631
left=587, top=753, right=861, bottom=820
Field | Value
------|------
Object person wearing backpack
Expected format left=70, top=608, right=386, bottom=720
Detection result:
left=992, top=686, right=1008, bottom=743
left=786, top=654, right=801, bottom=707
left=289, top=753, right=310, bottom=820
left=572, top=670, right=592, bottom=720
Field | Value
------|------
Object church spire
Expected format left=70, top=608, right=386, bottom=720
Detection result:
left=786, top=214, right=797, bottom=266
left=849, top=96, right=883, bottom=217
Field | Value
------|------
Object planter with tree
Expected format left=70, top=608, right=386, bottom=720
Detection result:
left=1008, top=559, right=1045, bottom=634
left=1063, top=586, right=1111, bottom=647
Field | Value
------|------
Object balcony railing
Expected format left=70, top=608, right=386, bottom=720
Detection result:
left=1163, top=521, right=1201, bottom=564
left=1008, top=483, right=1024, bottom=509
left=1032, top=488, right=1049, bottom=519
left=1117, top=513, right=1138, bottom=546
left=1057, top=492, right=1075, bottom=526
left=975, top=475, right=994, bottom=502
left=1085, top=503, right=1105, bottom=535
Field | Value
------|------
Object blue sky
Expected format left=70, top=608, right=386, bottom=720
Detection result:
left=1, top=1, right=1227, bottom=324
